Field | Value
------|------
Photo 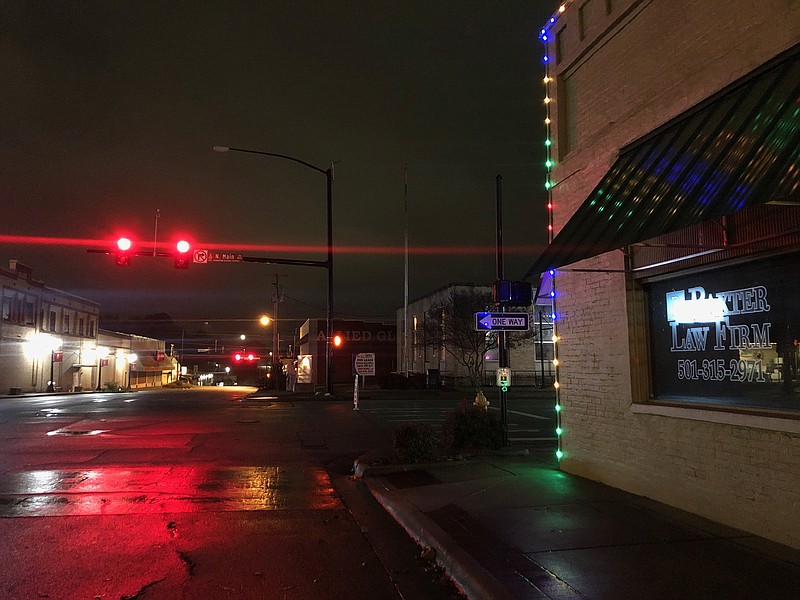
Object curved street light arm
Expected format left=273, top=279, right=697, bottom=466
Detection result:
left=213, top=145, right=327, bottom=177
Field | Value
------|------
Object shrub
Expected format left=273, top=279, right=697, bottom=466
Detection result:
left=392, top=421, right=439, bottom=464
left=442, top=404, right=502, bottom=451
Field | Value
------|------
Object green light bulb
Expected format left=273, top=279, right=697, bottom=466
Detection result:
left=554, top=404, right=562, bottom=412
left=556, top=427, right=562, bottom=435
left=556, top=449, right=563, bottom=460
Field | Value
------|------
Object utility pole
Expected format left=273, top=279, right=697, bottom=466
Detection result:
left=152, top=209, right=160, bottom=257
left=403, top=164, right=410, bottom=378
left=272, top=274, right=286, bottom=386
left=496, top=175, right=509, bottom=447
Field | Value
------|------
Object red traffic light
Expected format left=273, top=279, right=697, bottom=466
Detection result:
left=234, top=352, right=243, bottom=362
left=174, top=239, right=191, bottom=269
left=115, top=237, right=133, bottom=267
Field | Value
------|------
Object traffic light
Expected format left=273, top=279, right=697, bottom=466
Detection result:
left=493, top=279, right=532, bottom=307
left=233, top=351, right=257, bottom=362
left=115, top=237, right=132, bottom=267
left=511, top=281, right=532, bottom=307
left=174, top=239, right=191, bottom=269
left=333, top=334, right=343, bottom=348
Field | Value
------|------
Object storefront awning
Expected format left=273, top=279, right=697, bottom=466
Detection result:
left=523, top=45, right=800, bottom=280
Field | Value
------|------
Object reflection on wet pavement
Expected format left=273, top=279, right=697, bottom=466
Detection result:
left=0, top=465, right=341, bottom=517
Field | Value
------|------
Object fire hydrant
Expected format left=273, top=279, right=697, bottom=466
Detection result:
left=473, top=390, right=489, bottom=410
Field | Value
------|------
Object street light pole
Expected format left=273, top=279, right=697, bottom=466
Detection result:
left=47, top=349, right=55, bottom=393
left=213, top=145, right=335, bottom=395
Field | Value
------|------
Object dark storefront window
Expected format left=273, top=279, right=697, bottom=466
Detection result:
left=647, top=252, right=799, bottom=412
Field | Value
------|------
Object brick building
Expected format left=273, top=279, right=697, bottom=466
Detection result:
left=1, top=260, right=100, bottom=393
left=531, top=1, right=799, bottom=547
left=298, top=318, right=396, bottom=388
left=0, top=260, right=175, bottom=393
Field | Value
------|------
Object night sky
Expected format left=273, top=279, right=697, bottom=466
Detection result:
left=2, top=1, right=555, bottom=340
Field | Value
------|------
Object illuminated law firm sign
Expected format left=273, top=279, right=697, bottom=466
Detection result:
left=666, top=285, right=770, bottom=383
left=647, top=250, right=800, bottom=411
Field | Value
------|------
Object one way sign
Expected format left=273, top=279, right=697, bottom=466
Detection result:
left=474, top=312, right=530, bottom=332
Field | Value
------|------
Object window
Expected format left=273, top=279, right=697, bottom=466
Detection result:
left=49, top=310, right=57, bottom=332
left=559, top=74, right=577, bottom=157
left=78, top=317, right=85, bottom=336
left=64, top=313, right=71, bottom=334
left=555, top=26, right=566, bottom=65
left=88, top=319, right=95, bottom=338
left=24, top=300, right=35, bottom=325
left=578, top=2, right=589, bottom=40
left=2, top=295, right=11, bottom=320
left=647, top=252, right=799, bottom=412
left=412, top=315, right=418, bottom=363
left=533, top=305, right=555, bottom=361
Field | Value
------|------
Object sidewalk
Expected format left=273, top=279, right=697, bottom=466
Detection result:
left=357, top=453, right=800, bottom=600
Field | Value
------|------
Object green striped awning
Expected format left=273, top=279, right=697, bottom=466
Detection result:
left=524, top=44, right=800, bottom=279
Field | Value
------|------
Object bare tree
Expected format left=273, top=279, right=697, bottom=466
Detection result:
left=419, top=287, right=495, bottom=391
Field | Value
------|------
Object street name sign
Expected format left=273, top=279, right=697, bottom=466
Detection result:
left=194, top=251, right=244, bottom=263
left=474, top=312, right=529, bottom=331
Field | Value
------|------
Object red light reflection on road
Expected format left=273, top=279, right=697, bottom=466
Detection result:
left=0, top=466, right=341, bottom=517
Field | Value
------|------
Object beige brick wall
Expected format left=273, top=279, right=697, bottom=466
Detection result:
left=545, top=0, right=800, bottom=547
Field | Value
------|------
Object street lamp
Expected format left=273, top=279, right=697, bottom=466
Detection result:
left=214, top=145, right=335, bottom=395
left=259, top=314, right=274, bottom=361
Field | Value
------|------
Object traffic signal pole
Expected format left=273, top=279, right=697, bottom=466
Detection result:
left=496, top=175, right=509, bottom=447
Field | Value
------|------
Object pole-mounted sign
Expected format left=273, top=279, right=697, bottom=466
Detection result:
left=474, top=312, right=530, bottom=332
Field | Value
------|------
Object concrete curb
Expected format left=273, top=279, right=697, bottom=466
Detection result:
left=352, top=450, right=477, bottom=479
left=368, top=483, right=515, bottom=600
left=352, top=448, right=529, bottom=479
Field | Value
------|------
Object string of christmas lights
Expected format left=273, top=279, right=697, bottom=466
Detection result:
left=539, top=3, right=568, bottom=462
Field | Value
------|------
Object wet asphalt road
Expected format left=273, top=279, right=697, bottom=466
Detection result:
left=0, top=387, right=462, bottom=600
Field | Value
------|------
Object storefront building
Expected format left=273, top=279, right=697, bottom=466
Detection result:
left=532, top=1, right=799, bottom=547
left=398, top=282, right=555, bottom=387
left=1, top=260, right=100, bottom=393
left=0, top=260, right=174, bottom=394
left=298, top=318, right=396, bottom=388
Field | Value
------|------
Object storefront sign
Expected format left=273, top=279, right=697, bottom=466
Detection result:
left=648, top=253, right=798, bottom=408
